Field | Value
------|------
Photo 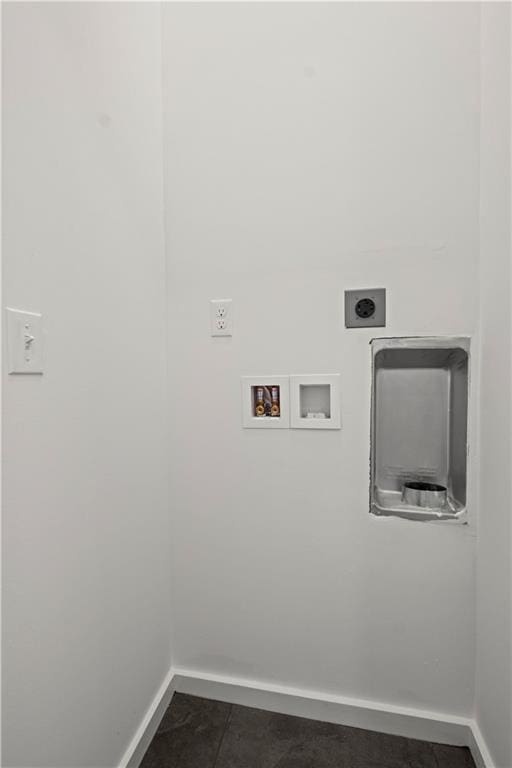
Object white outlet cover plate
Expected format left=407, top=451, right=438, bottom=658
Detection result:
left=290, top=374, right=341, bottom=429
left=7, top=308, right=44, bottom=374
left=210, top=299, right=233, bottom=336
left=241, top=376, right=290, bottom=428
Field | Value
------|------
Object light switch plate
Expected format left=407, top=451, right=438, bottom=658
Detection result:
left=6, top=308, right=44, bottom=374
left=345, top=288, right=386, bottom=328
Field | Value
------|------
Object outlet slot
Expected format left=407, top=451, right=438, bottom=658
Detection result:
left=355, top=298, right=376, bottom=319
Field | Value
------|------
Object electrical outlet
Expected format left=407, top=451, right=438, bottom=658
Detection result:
left=210, top=299, right=233, bottom=336
left=344, top=288, right=386, bottom=328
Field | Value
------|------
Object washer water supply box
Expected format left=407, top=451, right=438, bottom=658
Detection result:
left=241, top=375, right=340, bottom=429
left=241, top=376, right=290, bottom=428
left=370, top=337, right=469, bottom=522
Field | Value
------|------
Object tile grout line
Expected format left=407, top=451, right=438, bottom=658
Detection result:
left=211, top=704, right=233, bottom=768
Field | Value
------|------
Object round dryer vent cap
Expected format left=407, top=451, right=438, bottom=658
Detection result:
left=402, top=481, right=447, bottom=509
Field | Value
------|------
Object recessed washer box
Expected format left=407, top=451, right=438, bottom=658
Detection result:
left=290, top=374, right=341, bottom=429
left=241, top=376, right=290, bottom=428
left=370, top=337, right=470, bottom=522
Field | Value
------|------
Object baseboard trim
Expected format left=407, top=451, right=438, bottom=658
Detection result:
left=173, top=667, right=471, bottom=746
left=467, top=722, right=496, bottom=768
left=120, top=665, right=493, bottom=768
left=118, top=666, right=176, bottom=768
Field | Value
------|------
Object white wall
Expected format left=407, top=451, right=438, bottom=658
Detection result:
left=2, top=4, right=170, bottom=767
left=163, top=3, right=479, bottom=716
left=476, top=5, right=512, bottom=767
left=5, top=4, right=509, bottom=765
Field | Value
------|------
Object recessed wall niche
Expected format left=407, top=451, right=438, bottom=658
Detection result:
left=370, top=337, right=469, bottom=522
left=290, top=375, right=341, bottom=429
left=241, top=376, right=290, bottom=428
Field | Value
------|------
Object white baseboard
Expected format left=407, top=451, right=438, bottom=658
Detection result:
left=467, top=722, right=496, bottom=768
left=173, top=667, right=471, bottom=747
left=120, top=665, right=494, bottom=768
left=118, top=666, right=176, bottom=768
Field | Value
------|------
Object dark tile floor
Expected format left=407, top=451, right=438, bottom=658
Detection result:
left=140, top=693, right=476, bottom=768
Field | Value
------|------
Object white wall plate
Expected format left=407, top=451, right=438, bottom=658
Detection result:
left=6, top=308, right=44, bottom=374
left=290, top=374, right=341, bottom=429
left=210, top=298, right=233, bottom=336
left=241, top=376, right=290, bottom=428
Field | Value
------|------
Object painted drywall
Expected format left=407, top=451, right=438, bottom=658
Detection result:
left=2, top=4, right=170, bottom=767
left=162, top=3, right=479, bottom=716
left=476, top=5, right=512, bottom=767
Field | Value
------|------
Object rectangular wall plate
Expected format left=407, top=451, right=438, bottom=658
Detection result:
left=241, top=376, right=290, bottom=428
left=290, top=374, right=341, bottom=429
left=210, top=299, right=233, bottom=336
left=6, top=308, right=44, bottom=374
left=345, top=288, right=386, bottom=328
